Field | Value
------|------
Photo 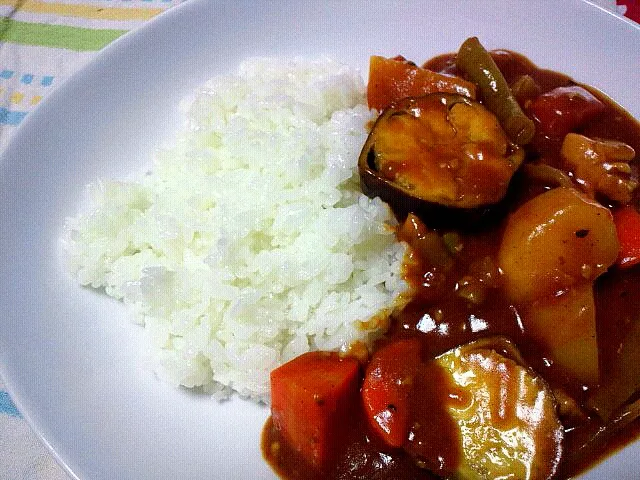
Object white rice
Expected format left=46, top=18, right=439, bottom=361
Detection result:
left=63, top=57, right=407, bottom=402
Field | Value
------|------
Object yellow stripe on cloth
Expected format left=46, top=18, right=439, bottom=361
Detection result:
left=0, top=0, right=163, bottom=21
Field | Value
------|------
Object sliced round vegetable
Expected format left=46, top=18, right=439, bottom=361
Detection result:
left=432, top=341, right=563, bottom=480
left=363, top=337, right=563, bottom=479
left=358, top=93, right=524, bottom=223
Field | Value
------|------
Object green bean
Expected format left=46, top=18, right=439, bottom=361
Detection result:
left=510, top=74, right=541, bottom=105
left=442, top=232, right=463, bottom=254
left=456, top=37, right=535, bottom=145
left=522, top=163, right=573, bottom=188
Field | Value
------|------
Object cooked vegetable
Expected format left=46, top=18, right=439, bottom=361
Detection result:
left=456, top=274, right=487, bottom=304
left=588, top=315, right=640, bottom=420
left=359, top=93, right=524, bottom=219
left=270, top=352, right=360, bottom=470
left=363, top=337, right=563, bottom=479
left=456, top=37, right=535, bottom=145
left=435, top=341, right=563, bottom=480
left=528, top=85, right=605, bottom=138
left=553, top=388, right=589, bottom=423
left=522, top=283, right=599, bottom=384
left=397, top=213, right=454, bottom=270
left=361, top=338, right=422, bottom=448
left=522, top=163, right=573, bottom=188
left=561, top=133, right=637, bottom=203
left=510, top=74, right=542, bottom=107
left=613, top=205, right=640, bottom=268
left=498, top=187, right=619, bottom=303
left=367, top=55, right=476, bottom=111
left=455, top=256, right=501, bottom=305
left=442, top=231, right=463, bottom=254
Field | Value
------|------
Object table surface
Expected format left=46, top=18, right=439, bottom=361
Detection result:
left=0, top=0, right=638, bottom=479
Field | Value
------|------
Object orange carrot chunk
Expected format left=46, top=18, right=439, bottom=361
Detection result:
left=361, top=338, right=422, bottom=447
left=270, top=351, right=360, bottom=470
left=367, top=55, right=476, bottom=111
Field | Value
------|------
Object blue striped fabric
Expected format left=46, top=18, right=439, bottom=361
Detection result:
left=0, top=390, right=21, bottom=417
left=0, top=108, right=29, bottom=126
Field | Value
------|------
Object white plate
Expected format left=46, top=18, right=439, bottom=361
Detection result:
left=0, top=0, right=638, bottom=478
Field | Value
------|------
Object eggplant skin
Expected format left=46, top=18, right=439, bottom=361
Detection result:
left=358, top=93, right=524, bottom=228
left=359, top=164, right=504, bottom=229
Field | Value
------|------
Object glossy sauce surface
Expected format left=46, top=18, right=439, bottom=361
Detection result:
left=263, top=50, right=640, bottom=479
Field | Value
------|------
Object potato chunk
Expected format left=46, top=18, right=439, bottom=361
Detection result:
left=498, top=187, right=618, bottom=303
left=522, top=283, right=599, bottom=384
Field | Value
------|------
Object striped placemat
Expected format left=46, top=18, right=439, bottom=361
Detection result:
left=0, top=0, right=184, bottom=150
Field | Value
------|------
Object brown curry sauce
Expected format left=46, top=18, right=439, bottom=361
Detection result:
left=262, top=50, right=640, bottom=479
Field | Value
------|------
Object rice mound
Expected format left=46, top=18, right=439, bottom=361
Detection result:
left=63, top=57, right=407, bottom=402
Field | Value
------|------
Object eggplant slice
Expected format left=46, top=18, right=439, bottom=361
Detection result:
left=359, top=93, right=524, bottom=226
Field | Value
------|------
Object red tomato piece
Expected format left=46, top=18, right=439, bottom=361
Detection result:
left=528, top=85, right=605, bottom=138
left=614, top=206, right=640, bottom=268
left=361, top=338, right=422, bottom=448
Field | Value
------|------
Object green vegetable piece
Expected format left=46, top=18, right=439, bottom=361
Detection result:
left=436, top=340, right=563, bottom=480
left=456, top=37, right=535, bottom=145
left=522, top=163, right=573, bottom=188
left=442, top=232, right=463, bottom=254
left=510, top=74, right=542, bottom=105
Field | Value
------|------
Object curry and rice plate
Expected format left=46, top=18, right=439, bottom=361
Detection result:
left=63, top=38, right=640, bottom=480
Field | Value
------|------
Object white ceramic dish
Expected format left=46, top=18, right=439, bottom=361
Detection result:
left=0, top=0, right=638, bottom=478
